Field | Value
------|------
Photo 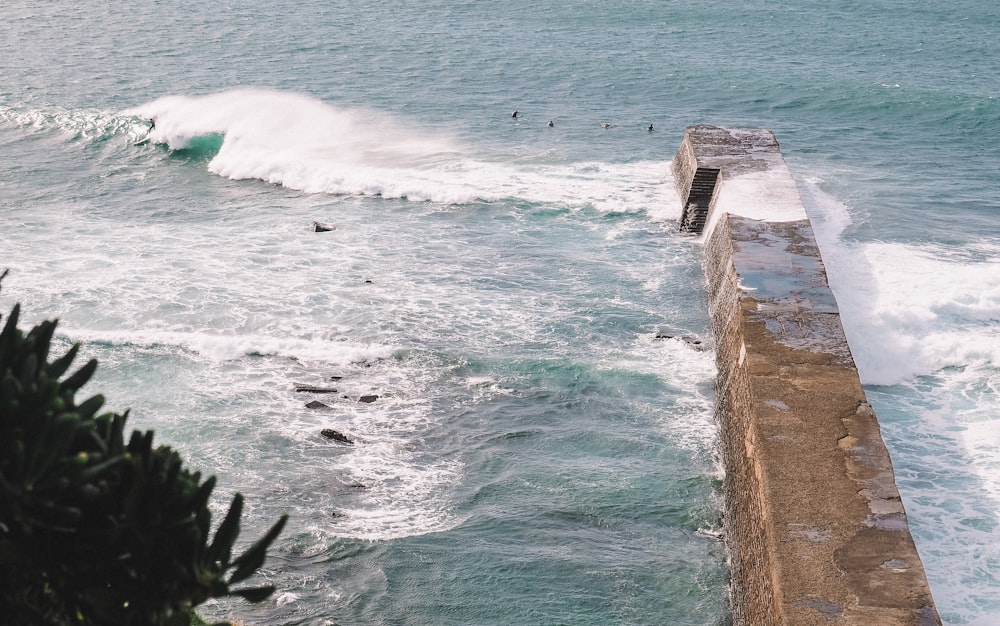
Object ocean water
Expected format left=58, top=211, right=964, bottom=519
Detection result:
left=1, top=1, right=998, bottom=624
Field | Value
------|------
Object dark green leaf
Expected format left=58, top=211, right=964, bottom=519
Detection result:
left=229, top=584, right=276, bottom=603
left=228, top=514, right=287, bottom=584
left=28, top=319, right=57, bottom=365
left=24, top=414, right=82, bottom=487
left=207, top=492, right=242, bottom=567
left=77, top=454, right=128, bottom=483
left=75, top=394, right=105, bottom=420
left=0, top=302, right=21, bottom=344
left=191, top=475, right=216, bottom=514
left=46, top=342, right=80, bottom=380
left=18, top=352, right=38, bottom=386
left=62, top=358, right=97, bottom=392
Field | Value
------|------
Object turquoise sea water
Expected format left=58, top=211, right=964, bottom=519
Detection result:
left=1, top=1, right=998, bottom=624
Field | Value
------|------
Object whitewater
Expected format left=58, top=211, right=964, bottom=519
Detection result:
left=2, top=0, right=1000, bottom=624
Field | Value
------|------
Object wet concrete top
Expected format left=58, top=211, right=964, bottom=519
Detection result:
left=681, top=125, right=784, bottom=175
left=728, top=217, right=855, bottom=364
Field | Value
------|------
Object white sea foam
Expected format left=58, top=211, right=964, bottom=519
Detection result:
left=701, top=163, right=809, bottom=240
left=963, top=410, right=1000, bottom=507
left=326, top=445, right=465, bottom=541
left=628, top=333, right=720, bottom=462
left=282, top=364, right=469, bottom=541
left=870, top=373, right=1000, bottom=624
left=274, top=592, right=300, bottom=608
left=63, top=328, right=394, bottom=365
left=801, top=179, right=1000, bottom=386
left=125, top=89, right=677, bottom=215
left=0, top=101, right=144, bottom=141
left=68, top=328, right=466, bottom=542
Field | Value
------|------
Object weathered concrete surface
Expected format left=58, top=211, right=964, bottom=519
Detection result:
left=682, top=126, right=940, bottom=625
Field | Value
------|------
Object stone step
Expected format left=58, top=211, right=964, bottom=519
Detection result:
left=679, top=167, right=720, bottom=233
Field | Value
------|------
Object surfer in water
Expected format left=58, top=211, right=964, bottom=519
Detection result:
left=134, top=118, right=156, bottom=146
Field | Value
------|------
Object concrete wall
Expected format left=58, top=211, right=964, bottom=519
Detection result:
left=678, top=126, right=941, bottom=625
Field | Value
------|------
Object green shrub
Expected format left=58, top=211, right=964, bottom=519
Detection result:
left=0, top=272, right=287, bottom=625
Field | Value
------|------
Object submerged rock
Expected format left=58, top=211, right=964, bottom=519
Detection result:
left=358, top=394, right=379, bottom=403
left=311, top=221, right=335, bottom=232
left=305, top=400, right=331, bottom=409
left=655, top=334, right=705, bottom=349
left=321, top=428, right=354, bottom=444
left=295, top=384, right=338, bottom=393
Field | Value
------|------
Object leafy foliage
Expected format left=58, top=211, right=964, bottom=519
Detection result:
left=0, top=272, right=288, bottom=625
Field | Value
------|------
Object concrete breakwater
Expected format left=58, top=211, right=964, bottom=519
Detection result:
left=675, top=126, right=940, bottom=625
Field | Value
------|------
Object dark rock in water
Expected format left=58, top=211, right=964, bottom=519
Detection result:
left=305, top=400, right=331, bottom=409
left=358, top=394, right=379, bottom=403
left=329, top=375, right=343, bottom=381
left=331, top=478, right=368, bottom=491
left=295, top=384, right=338, bottom=393
left=321, top=428, right=354, bottom=444
left=495, top=430, right=539, bottom=441
left=655, top=334, right=706, bottom=349
left=312, top=221, right=335, bottom=232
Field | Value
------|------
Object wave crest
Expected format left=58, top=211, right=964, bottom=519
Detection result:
left=125, top=89, right=677, bottom=212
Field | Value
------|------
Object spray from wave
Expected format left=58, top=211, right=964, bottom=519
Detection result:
left=125, top=88, right=677, bottom=214
left=801, top=178, right=1000, bottom=386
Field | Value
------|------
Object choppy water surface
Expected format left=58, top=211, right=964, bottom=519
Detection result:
left=2, top=0, right=999, bottom=623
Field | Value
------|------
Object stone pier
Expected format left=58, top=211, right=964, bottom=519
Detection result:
left=676, top=126, right=940, bottom=625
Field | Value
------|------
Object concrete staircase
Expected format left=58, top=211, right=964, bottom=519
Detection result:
left=679, top=166, right=720, bottom=233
